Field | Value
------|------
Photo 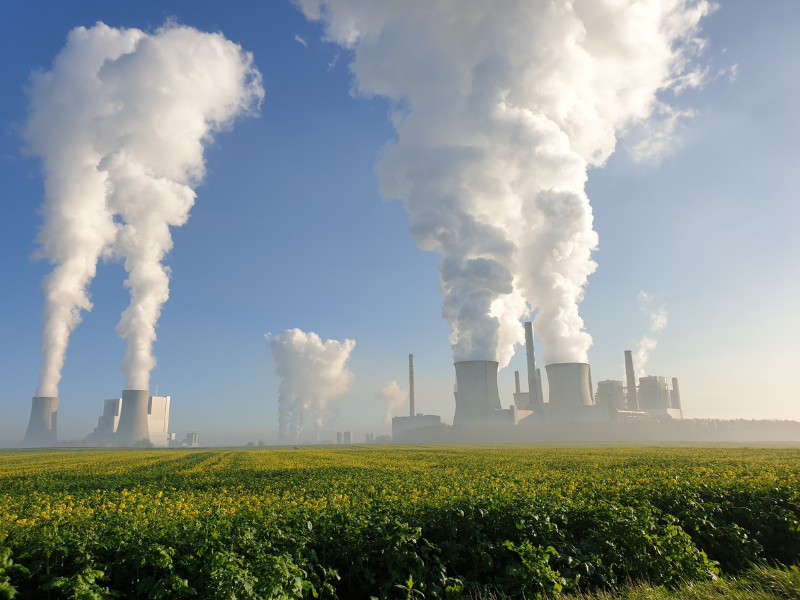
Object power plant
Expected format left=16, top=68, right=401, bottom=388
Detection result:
left=392, top=354, right=444, bottom=439
left=394, top=321, right=685, bottom=440
left=85, top=392, right=195, bottom=447
left=18, top=323, right=683, bottom=446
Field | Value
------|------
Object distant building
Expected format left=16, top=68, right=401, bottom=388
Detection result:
left=147, top=396, right=171, bottom=447
left=596, top=380, right=625, bottom=410
left=638, top=376, right=683, bottom=419
left=170, top=431, right=199, bottom=448
left=390, top=353, right=445, bottom=439
left=392, top=414, right=442, bottom=439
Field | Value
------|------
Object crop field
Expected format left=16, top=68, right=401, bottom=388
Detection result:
left=1, top=446, right=799, bottom=599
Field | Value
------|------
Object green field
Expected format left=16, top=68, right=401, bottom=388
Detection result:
left=1, top=446, right=799, bottom=599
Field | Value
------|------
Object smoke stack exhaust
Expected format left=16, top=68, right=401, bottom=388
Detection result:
left=454, top=361, right=502, bottom=427
left=545, top=363, right=593, bottom=406
left=116, top=390, right=150, bottom=446
left=22, top=396, right=59, bottom=447
left=624, top=350, right=639, bottom=410
left=524, top=322, right=543, bottom=404
left=409, top=354, right=416, bottom=416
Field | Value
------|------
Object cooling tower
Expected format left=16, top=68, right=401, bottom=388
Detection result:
left=545, top=363, right=593, bottom=406
left=22, top=396, right=59, bottom=447
left=116, top=390, right=150, bottom=446
left=453, top=360, right=502, bottom=426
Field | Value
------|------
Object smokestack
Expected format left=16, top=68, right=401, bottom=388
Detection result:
left=22, top=396, right=59, bottom=447
left=514, top=370, right=521, bottom=394
left=524, top=322, right=543, bottom=404
left=545, top=363, right=593, bottom=406
left=536, top=368, right=544, bottom=404
left=409, top=354, right=416, bottom=417
left=624, top=350, right=639, bottom=410
left=453, top=361, right=502, bottom=426
left=116, top=390, right=150, bottom=446
left=671, top=377, right=682, bottom=409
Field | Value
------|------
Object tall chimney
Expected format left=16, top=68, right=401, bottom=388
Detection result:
left=524, top=322, right=542, bottom=404
left=670, top=377, right=682, bottom=409
left=514, top=370, right=521, bottom=394
left=624, top=350, right=639, bottom=411
left=409, top=354, right=416, bottom=417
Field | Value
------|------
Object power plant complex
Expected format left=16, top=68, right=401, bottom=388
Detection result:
left=21, top=320, right=683, bottom=447
left=393, top=321, right=683, bottom=439
left=23, top=390, right=199, bottom=448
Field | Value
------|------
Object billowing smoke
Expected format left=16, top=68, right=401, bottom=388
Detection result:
left=267, top=329, right=356, bottom=442
left=376, top=381, right=407, bottom=426
left=25, top=22, right=263, bottom=395
left=634, top=292, right=668, bottom=378
left=296, top=0, right=713, bottom=366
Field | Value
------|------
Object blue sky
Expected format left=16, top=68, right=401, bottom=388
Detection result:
left=0, top=0, right=798, bottom=446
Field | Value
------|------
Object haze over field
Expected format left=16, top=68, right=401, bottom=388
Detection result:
left=0, top=0, right=798, bottom=446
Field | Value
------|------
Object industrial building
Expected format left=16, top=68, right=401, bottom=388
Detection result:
left=390, top=330, right=684, bottom=441
left=391, top=354, right=445, bottom=439
left=86, top=392, right=181, bottom=447
left=169, top=431, right=199, bottom=448
left=454, top=322, right=684, bottom=429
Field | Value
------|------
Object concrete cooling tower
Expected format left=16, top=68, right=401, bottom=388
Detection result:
left=116, top=390, right=151, bottom=446
left=22, top=396, right=59, bottom=447
left=545, top=363, right=593, bottom=406
left=453, top=360, right=502, bottom=426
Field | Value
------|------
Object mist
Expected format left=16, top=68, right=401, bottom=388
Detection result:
left=376, top=380, right=408, bottom=427
left=634, top=292, right=668, bottom=378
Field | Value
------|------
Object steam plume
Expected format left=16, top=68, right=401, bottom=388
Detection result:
left=376, top=380, right=407, bottom=427
left=267, top=329, right=356, bottom=442
left=296, top=0, right=713, bottom=366
left=634, top=292, right=667, bottom=378
left=25, top=22, right=263, bottom=395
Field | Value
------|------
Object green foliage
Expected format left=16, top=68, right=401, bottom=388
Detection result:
left=0, top=546, right=29, bottom=599
left=0, top=446, right=798, bottom=599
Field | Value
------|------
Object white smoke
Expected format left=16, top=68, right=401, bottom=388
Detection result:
left=25, top=22, right=263, bottom=395
left=376, top=380, right=408, bottom=426
left=267, top=329, right=356, bottom=442
left=296, top=0, right=713, bottom=367
left=634, top=291, right=668, bottom=378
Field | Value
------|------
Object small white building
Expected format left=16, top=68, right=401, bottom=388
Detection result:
left=147, top=396, right=171, bottom=447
